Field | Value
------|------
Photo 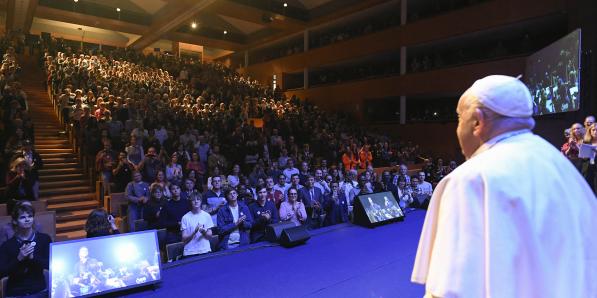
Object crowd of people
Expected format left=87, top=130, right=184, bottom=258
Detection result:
left=39, top=43, right=455, bottom=258
left=561, top=115, right=597, bottom=193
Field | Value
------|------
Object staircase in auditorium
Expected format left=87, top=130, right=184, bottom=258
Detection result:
left=20, top=56, right=97, bottom=241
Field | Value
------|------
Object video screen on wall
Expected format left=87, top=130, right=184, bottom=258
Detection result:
left=357, top=192, right=404, bottom=224
left=49, top=231, right=161, bottom=298
left=525, top=29, right=581, bottom=115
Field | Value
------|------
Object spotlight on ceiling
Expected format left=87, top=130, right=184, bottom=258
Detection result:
left=116, top=7, right=121, bottom=12
left=283, top=2, right=288, bottom=7
left=223, top=30, right=228, bottom=35
left=191, top=22, right=197, bottom=29
left=74, top=0, right=79, bottom=3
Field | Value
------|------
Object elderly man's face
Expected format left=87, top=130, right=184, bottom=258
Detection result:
left=456, top=95, right=482, bottom=159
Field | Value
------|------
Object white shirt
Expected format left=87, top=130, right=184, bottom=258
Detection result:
left=412, top=131, right=597, bottom=298
left=180, top=210, right=214, bottom=256
left=228, top=205, right=240, bottom=244
left=283, top=167, right=299, bottom=182
left=418, top=181, right=433, bottom=195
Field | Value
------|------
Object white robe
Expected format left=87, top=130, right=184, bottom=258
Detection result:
left=412, top=131, right=597, bottom=298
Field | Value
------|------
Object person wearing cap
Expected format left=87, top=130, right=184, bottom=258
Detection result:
left=411, top=75, right=597, bottom=297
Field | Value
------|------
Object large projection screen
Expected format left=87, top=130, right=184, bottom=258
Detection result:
left=50, top=230, right=161, bottom=298
left=525, top=29, right=581, bottom=115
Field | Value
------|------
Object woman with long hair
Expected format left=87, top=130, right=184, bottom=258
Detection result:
left=582, top=123, right=597, bottom=193
left=85, top=208, right=119, bottom=238
left=165, top=152, right=183, bottom=186
left=561, top=122, right=584, bottom=171
left=4, top=157, right=33, bottom=205
left=143, top=183, right=166, bottom=230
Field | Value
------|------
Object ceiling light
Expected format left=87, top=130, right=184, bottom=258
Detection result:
left=74, top=0, right=79, bottom=2
left=191, top=22, right=197, bottom=29
left=223, top=30, right=228, bottom=35
left=283, top=3, right=288, bottom=7
left=116, top=7, right=121, bottom=12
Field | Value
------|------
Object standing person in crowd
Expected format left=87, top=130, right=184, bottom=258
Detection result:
left=125, top=171, right=150, bottom=232
left=95, top=139, right=116, bottom=195
left=153, top=170, right=172, bottom=200
left=186, top=152, right=205, bottom=186
left=412, top=75, right=597, bottom=298
left=139, top=147, right=164, bottom=184
left=112, top=152, right=134, bottom=192
left=322, top=181, right=349, bottom=226
left=143, top=184, right=166, bottom=230
left=165, top=152, right=183, bottom=186
left=180, top=178, right=197, bottom=200
left=181, top=193, right=214, bottom=257
left=4, top=158, right=33, bottom=205
left=279, top=187, right=307, bottom=226
left=0, top=203, right=51, bottom=297
left=358, top=144, right=373, bottom=169
left=204, top=176, right=226, bottom=227
left=299, top=176, right=324, bottom=229
left=125, top=136, right=144, bottom=170
left=160, top=184, right=190, bottom=244
left=342, top=148, right=359, bottom=172
left=19, top=140, right=42, bottom=200
left=249, top=186, right=279, bottom=243
left=207, top=145, right=227, bottom=177
left=217, top=189, right=253, bottom=250
left=583, top=115, right=595, bottom=132
left=582, top=123, right=597, bottom=193
left=283, top=159, right=299, bottom=182
left=417, top=172, right=434, bottom=195
left=227, top=164, right=241, bottom=188
left=561, top=122, right=584, bottom=171
left=85, top=208, right=119, bottom=238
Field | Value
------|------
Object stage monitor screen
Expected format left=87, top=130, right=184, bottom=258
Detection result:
left=525, top=29, right=581, bottom=115
left=354, top=191, right=404, bottom=227
left=49, top=230, right=161, bottom=298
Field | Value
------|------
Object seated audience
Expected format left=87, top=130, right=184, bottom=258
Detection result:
left=279, top=187, right=307, bottom=226
left=85, top=208, right=119, bottom=238
left=249, top=186, right=280, bottom=243
left=4, top=157, right=34, bottom=206
left=0, top=202, right=51, bottom=297
left=181, top=193, right=214, bottom=257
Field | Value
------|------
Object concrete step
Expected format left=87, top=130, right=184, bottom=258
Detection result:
left=47, top=199, right=98, bottom=213
left=39, top=167, right=80, bottom=175
left=40, top=186, right=92, bottom=197
left=39, top=173, right=86, bottom=182
left=56, top=230, right=86, bottom=242
left=56, top=219, right=86, bottom=233
left=43, top=157, right=79, bottom=164
left=37, top=148, right=73, bottom=154
left=38, top=152, right=77, bottom=158
left=43, top=162, right=80, bottom=170
left=40, top=179, right=87, bottom=189
left=56, top=209, right=94, bottom=223
left=35, top=143, right=69, bottom=149
left=44, top=192, right=95, bottom=204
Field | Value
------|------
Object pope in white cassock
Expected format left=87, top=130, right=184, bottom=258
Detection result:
left=411, top=75, right=597, bottom=298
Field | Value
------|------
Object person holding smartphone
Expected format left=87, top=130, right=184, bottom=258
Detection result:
left=0, top=202, right=51, bottom=297
left=85, top=208, right=119, bottom=238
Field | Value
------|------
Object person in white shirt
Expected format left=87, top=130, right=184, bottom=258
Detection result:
left=412, top=75, right=597, bottom=298
left=282, top=159, right=299, bottom=183
left=180, top=193, right=214, bottom=257
left=417, top=172, right=433, bottom=195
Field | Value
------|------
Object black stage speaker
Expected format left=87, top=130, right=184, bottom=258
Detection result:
left=279, top=225, right=310, bottom=247
left=353, top=191, right=404, bottom=227
left=265, top=221, right=298, bottom=242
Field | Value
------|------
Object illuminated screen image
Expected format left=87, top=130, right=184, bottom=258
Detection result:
left=358, top=192, right=404, bottom=224
left=525, top=29, right=581, bottom=115
left=50, top=231, right=161, bottom=298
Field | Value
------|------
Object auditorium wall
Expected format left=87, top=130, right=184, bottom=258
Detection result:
left=240, top=0, right=566, bottom=85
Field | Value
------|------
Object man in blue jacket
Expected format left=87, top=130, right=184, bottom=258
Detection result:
left=217, top=188, right=253, bottom=250
left=249, top=186, right=279, bottom=243
left=298, top=176, right=324, bottom=229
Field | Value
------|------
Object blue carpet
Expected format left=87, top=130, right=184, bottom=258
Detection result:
left=129, top=210, right=427, bottom=298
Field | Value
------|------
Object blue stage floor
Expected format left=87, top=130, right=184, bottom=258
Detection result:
left=130, top=210, right=427, bottom=298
